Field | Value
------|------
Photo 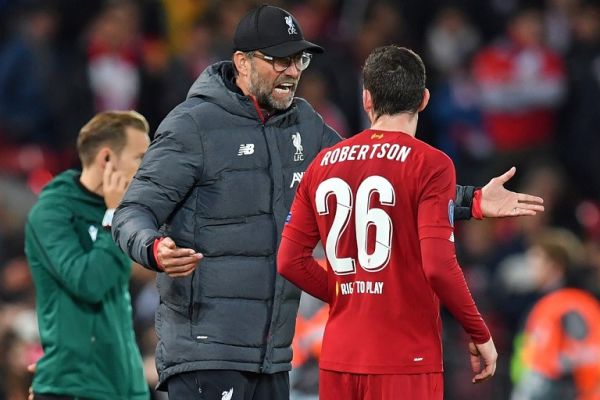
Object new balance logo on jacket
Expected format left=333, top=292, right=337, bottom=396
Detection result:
left=238, top=144, right=255, bottom=155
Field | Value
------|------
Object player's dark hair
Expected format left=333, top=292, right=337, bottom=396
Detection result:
left=362, top=45, right=426, bottom=117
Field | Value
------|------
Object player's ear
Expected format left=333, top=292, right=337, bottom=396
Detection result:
left=418, top=88, right=430, bottom=112
left=362, top=89, right=373, bottom=114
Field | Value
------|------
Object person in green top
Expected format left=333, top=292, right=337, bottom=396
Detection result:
left=24, top=111, right=151, bottom=400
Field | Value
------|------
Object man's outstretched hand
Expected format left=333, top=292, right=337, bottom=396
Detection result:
left=481, top=167, right=544, bottom=218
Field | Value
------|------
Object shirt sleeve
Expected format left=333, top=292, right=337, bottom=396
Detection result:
left=418, top=153, right=490, bottom=343
left=418, top=152, right=456, bottom=241
left=421, top=237, right=490, bottom=344
left=277, top=236, right=329, bottom=303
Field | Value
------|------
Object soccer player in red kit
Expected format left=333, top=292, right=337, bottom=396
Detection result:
left=277, top=46, right=497, bottom=400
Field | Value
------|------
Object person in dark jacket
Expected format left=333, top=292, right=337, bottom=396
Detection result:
left=25, top=111, right=151, bottom=400
left=112, top=5, right=545, bottom=400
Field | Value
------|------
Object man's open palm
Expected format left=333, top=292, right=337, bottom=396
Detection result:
left=481, top=167, right=544, bottom=218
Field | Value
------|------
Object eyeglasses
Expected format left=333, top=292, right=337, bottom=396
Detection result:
left=252, top=51, right=313, bottom=72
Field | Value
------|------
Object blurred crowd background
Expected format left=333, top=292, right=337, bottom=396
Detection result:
left=0, top=0, right=599, bottom=399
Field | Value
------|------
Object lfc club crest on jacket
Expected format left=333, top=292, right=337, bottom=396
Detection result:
left=292, top=132, right=304, bottom=161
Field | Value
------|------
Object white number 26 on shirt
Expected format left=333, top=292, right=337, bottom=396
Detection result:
left=315, top=176, right=395, bottom=275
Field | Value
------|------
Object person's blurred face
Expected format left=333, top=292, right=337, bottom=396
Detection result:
left=510, top=11, right=544, bottom=47
left=438, top=8, right=466, bottom=34
left=573, top=7, right=600, bottom=42
left=95, top=3, right=140, bottom=50
left=247, top=52, right=302, bottom=111
left=112, top=127, right=149, bottom=181
left=527, top=246, right=561, bottom=289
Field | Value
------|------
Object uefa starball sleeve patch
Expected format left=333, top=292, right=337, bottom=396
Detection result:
left=448, top=199, right=455, bottom=242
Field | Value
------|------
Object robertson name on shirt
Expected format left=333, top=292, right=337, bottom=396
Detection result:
left=320, top=143, right=412, bottom=166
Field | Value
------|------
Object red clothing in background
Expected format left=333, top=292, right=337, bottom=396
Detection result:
left=473, top=41, right=565, bottom=151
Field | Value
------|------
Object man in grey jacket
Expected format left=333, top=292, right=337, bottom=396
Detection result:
left=112, top=5, right=544, bottom=399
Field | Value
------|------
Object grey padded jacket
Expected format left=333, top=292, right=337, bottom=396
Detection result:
left=112, top=61, right=341, bottom=388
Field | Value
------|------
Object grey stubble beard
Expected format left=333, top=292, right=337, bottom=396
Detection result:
left=248, top=64, right=296, bottom=111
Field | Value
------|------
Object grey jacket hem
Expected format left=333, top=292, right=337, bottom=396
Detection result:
left=157, top=361, right=291, bottom=390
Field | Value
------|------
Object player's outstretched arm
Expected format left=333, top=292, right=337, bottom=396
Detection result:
left=480, top=167, right=544, bottom=218
left=469, top=338, right=498, bottom=384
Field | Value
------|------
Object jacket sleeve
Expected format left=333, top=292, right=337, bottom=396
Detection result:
left=454, top=184, right=476, bottom=221
left=112, top=112, right=204, bottom=269
left=26, top=205, right=129, bottom=304
left=421, top=238, right=490, bottom=343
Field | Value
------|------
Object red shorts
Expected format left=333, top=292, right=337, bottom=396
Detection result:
left=319, top=369, right=444, bottom=400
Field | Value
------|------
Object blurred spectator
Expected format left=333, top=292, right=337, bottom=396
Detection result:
left=426, top=7, right=486, bottom=179
left=0, top=177, right=37, bottom=263
left=472, top=7, right=566, bottom=171
left=576, top=200, right=600, bottom=296
left=426, top=7, right=481, bottom=80
left=87, top=0, right=143, bottom=112
left=326, top=2, right=408, bottom=134
left=491, top=162, right=568, bottom=336
left=0, top=257, right=33, bottom=305
left=290, top=294, right=327, bottom=400
left=511, top=229, right=600, bottom=400
left=428, top=69, right=491, bottom=182
left=297, top=70, right=349, bottom=137
left=544, top=0, right=580, bottom=54
left=291, top=0, right=339, bottom=42
left=138, top=19, right=218, bottom=130
left=560, top=2, right=600, bottom=200
left=0, top=306, right=41, bottom=400
left=210, top=0, right=255, bottom=59
left=161, top=0, right=208, bottom=54
left=0, top=2, right=59, bottom=146
left=176, top=19, right=218, bottom=81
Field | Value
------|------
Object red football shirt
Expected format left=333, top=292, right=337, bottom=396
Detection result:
left=282, top=129, right=486, bottom=374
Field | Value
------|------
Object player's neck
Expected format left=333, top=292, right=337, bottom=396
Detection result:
left=80, top=167, right=104, bottom=198
left=370, top=112, right=418, bottom=137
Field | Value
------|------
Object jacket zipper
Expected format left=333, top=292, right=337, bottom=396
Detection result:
left=188, top=270, right=196, bottom=321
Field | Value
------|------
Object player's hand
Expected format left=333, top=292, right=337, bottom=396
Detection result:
left=156, top=237, right=202, bottom=278
left=103, top=161, right=129, bottom=209
left=27, top=362, right=36, bottom=400
left=481, top=167, right=544, bottom=218
left=469, top=338, right=497, bottom=384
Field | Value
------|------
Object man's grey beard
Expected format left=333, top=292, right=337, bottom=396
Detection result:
left=248, top=66, right=296, bottom=111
